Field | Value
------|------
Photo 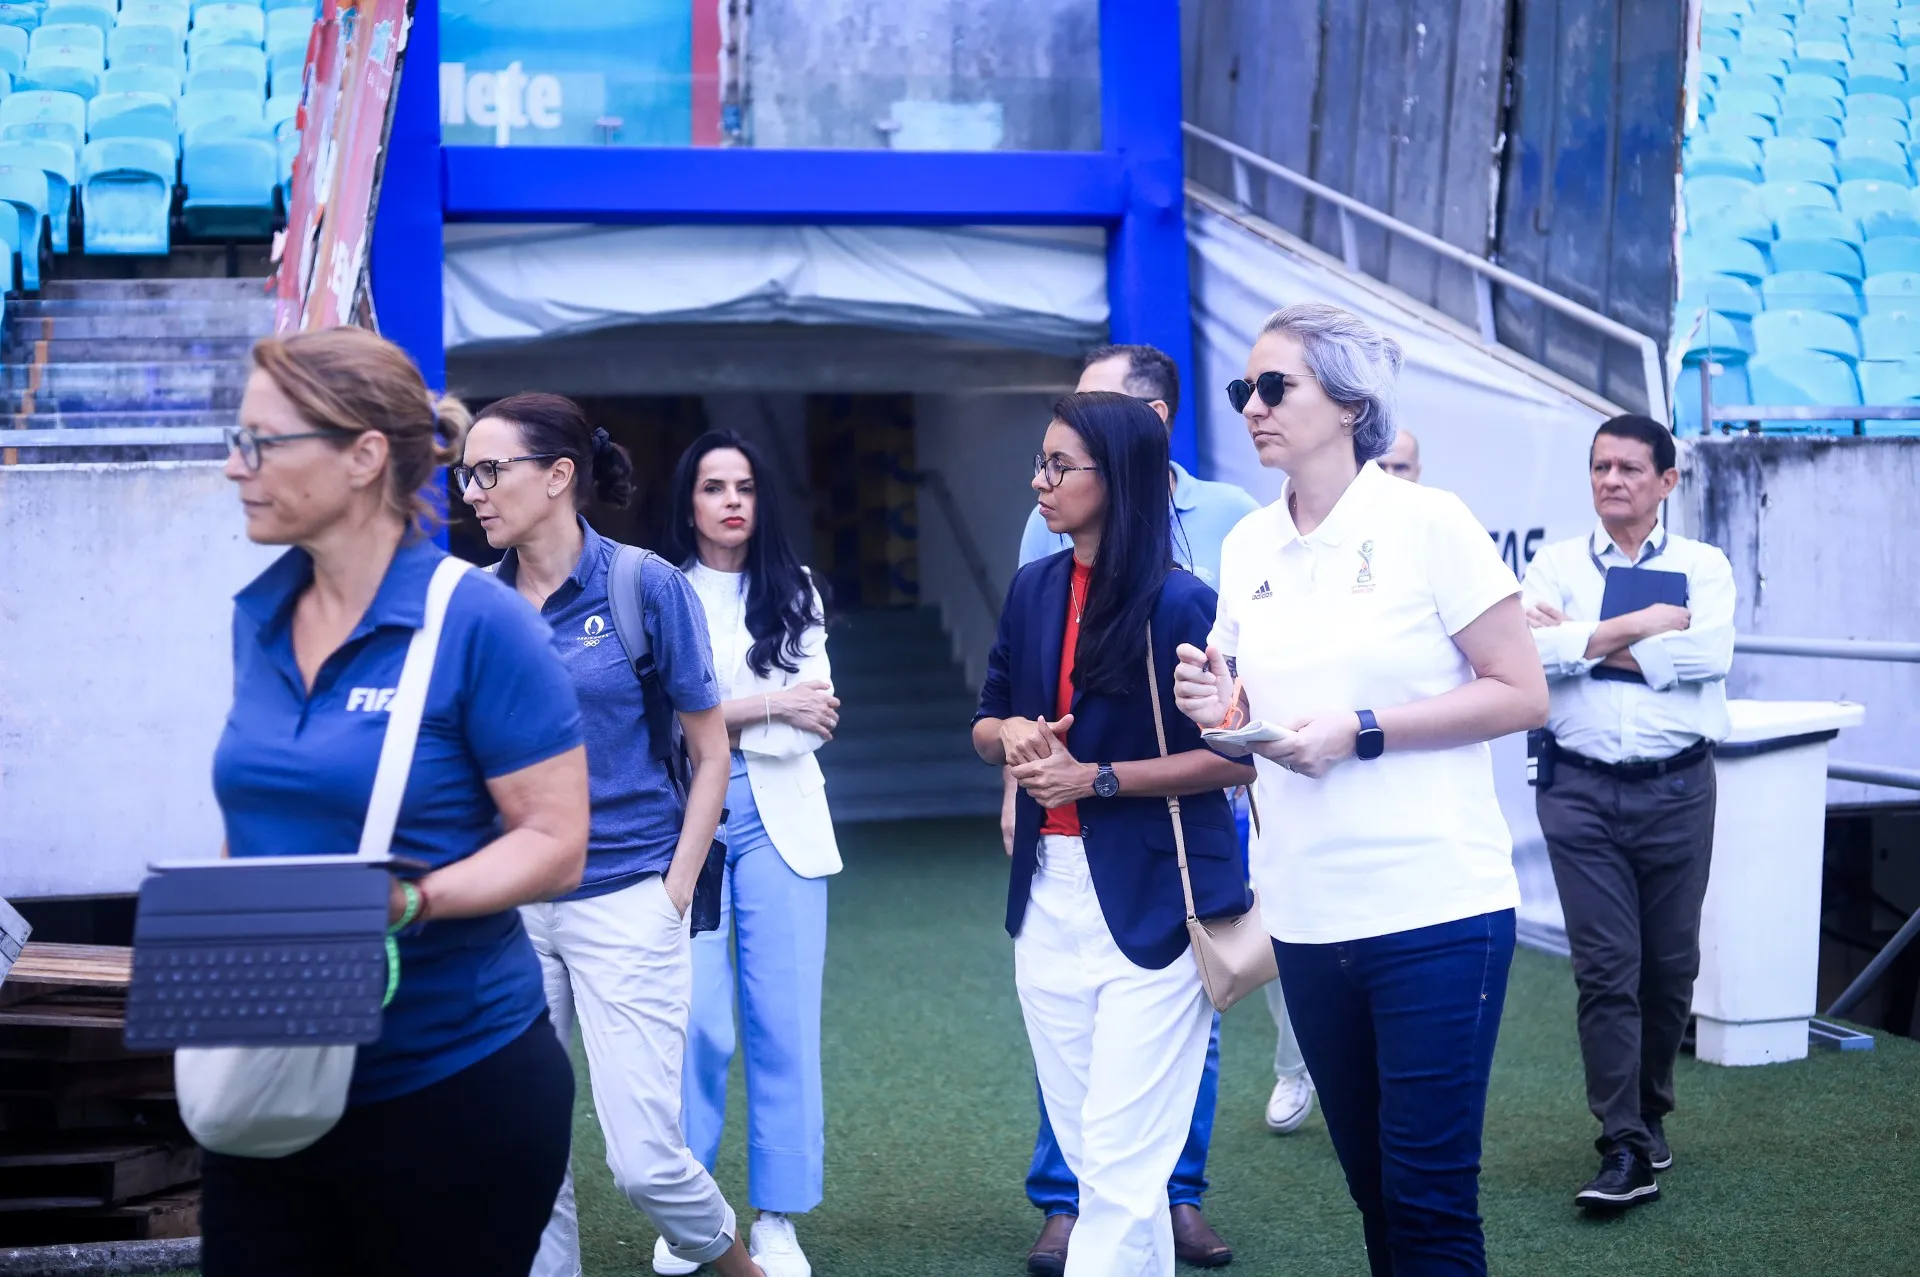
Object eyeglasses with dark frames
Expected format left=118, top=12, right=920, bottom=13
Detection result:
left=223, top=424, right=354, bottom=472
left=451, top=454, right=564, bottom=491
left=1033, top=453, right=1099, bottom=489
left=1226, top=369, right=1319, bottom=414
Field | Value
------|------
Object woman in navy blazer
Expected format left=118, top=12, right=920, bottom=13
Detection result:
left=973, top=392, right=1254, bottom=1277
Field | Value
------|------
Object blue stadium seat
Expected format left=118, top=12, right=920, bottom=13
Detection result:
left=0, top=25, right=24, bottom=81
left=1717, top=88, right=1783, bottom=119
left=179, top=88, right=265, bottom=144
left=1680, top=273, right=1767, bottom=320
left=269, top=63, right=297, bottom=99
left=119, top=2, right=190, bottom=40
left=0, top=138, right=72, bottom=255
left=1684, top=234, right=1771, bottom=283
left=1754, top=308, right=1865, bottom=360
left=267, top=29, right=305, bottom=79
left=1778, top=112, right=1847, bottom=142
left=1842, top=176, right=1915, bottom=218
left=89, top=91, right=176, bottom=151
left=1745, top=9, right=1793, bottom=31
left=1725, top=54, right=1787, bottom=80
left=1689, top=134, right=1764, bottom=181
left=1865, top=269, right=1920, bottom=309
left=101, top=65, right=182, bottom=99
left=44, top=0, right=112, bottom=38
left=1704, top=29, right=1742, bottom=58
left=1723, top=70, right=1787, bottom=97
left=186, top=63, right=264, bottom=96
left=264, top=0, right=315, bottom=11
left=1677, top=307, right=1756, bottom=365
left=275, top=115, right=294, bottom=203
left=1763, top=269, right=1866, bottom=315
left=78, top=136, right=172, bottom=253
left=1766, top=135, right=1839, bottom=165
left=1686, top=172, right=1762, bottom=212
left=1710, top=111, right=1780, bottom=142
left=1861, top=308, right=1920, bottom=356
left=1846, top=113, right=1912, bottom=142
left=0, top=161, right=48, bottom=287
left=1796, top=19, right=1850, bottom=45
left=1749, top=352, right=1863, bottom=404
left=0, top=90, right=84, bottom=151
left=1777, top=204, right=1864, bottom=243
left=1859, top=357, right=1920, bottom=406
left=21, top=42, right=102, bottom=99
left=1676, top=362, right=1752, bottom=436
left=193, top=43, right=266, bottom=78
left=264, top=91, right=294, bottom=131
left=1774, top=237, right=1867, bottom=279
left=29, top=23, right=103, bottom=60
left=1764, top=151, right=1841, bottom=184
left=264, top=6, right=310, bottom=46
left=1804, top=0, right=1855, bottom=13
left=0, top=6, right=36, bottom=34
left=1850, top=57, right=1910, bottom=97
left=1784, top=72, right=1848, bottom=101
left=1761, top=177, right=1842, bottom=218
left=1850, top=92, right=1913, bottom=119
left=1838, top=135, right=1915, bottom=180
left=1864, top=234, right=1920, bottom=272
left=107, top=26, right=186, bottom=78
left=1792, top=56, right=1852, bottom=82
left=182, top=135, right=274, bottom=238
left=1781, top=92, right=1846, bottom=121
left=1741, top=27, right=1797, bottom=59
left=189, top=5, right=264, bottom=50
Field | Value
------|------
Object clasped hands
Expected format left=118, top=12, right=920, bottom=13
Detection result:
left=1000, top=715, right=1097, bottom=810
left=1172, top=642, right=1358, bottom=779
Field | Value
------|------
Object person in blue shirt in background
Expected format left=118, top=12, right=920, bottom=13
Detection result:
left=202, top=328, right=591, bottom=1277
left=461, top=394, right=768, bottom=1277
left=1009, top=345, right=1270, bottom=1274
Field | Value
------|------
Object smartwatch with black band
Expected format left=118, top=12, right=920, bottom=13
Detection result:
left=1092, top=763, right=1121, bottom=798
left=1355, top=710, right=1385, bottom=761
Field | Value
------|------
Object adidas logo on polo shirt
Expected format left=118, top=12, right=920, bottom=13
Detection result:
left=1251, top=581, right=1272, bottom=600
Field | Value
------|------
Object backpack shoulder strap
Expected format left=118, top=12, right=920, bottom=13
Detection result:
left=607, top=543, right=652, bottom=675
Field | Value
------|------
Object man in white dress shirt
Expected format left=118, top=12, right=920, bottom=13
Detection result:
left=1521, top=414, right=1735, bottom=1213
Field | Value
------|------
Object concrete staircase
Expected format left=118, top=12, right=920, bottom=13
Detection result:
left=818, top=608, right=1002, bottom=824
left=4, top=277, right=272, bottom=432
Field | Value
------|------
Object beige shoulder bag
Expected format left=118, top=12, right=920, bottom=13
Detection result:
left=1145, top=621, right=1279, bottom=1011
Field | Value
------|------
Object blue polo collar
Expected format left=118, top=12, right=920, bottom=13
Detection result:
left=1170, top=461, right=1200, bottom=513
left=492, top=515, right=602, bottom=593
left=235, top=534, right=447, bottom=644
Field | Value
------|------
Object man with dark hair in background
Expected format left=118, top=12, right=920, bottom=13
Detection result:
left=1520, top=414, right=1735, bottom=1213
left=1381, top=427, right=1421, bottom=482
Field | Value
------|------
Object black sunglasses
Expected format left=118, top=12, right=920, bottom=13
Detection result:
left=1226, top=370, right=1318, bottom=414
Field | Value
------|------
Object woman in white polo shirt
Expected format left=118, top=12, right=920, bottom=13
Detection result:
left=1174, top=303, right=1547, bottom=1276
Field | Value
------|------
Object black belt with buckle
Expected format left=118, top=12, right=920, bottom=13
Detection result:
left=1555, top=738, right=1713, bottom=782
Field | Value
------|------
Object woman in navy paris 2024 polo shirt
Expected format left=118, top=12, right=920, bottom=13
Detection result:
left=201, top=328, right=591, bottom=1277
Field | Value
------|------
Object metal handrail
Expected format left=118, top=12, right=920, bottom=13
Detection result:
left=908, top=468, right=1001, bottom=621
left=1181, top=122, right=1670, bottom=425
left=1737, top=636, right=1920, bottom=663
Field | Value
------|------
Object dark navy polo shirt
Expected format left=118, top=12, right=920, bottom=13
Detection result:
left=494, top=519, right=720, bottom=900
left=213, top=537, right=584, bottom=1105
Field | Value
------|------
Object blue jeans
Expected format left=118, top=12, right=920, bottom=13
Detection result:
left=1276, top=910, right=1515, bottom=1277
left=683, top=755, right=829, bottom=1213
left=1026, top=1014, right=1220, bottom=1214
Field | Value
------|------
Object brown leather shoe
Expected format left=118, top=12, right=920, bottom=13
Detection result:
left=1026, top=1213, right=1075, bottom=1276
left=1171, top=1203, right=1234, bottom=1268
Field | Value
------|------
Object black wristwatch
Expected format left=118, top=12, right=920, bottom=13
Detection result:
left=1092, top=763, right=1121, bottom=799
left=1355, top=710, right=1385, bottom=761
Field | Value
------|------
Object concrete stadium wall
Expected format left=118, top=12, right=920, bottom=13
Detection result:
left=1678, top=436, right=1920, bottom=807
left=1, top=463, right=276, bottom=899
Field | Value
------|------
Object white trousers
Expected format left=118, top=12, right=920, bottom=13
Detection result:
left=1014, top=836, right=1213, bottom=1277
left=523, top=875, right=738, bottom=1277
left=1268, top=978, right=1309, bottom=1080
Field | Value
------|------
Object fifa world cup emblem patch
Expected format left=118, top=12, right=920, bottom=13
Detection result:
left=1353, top=540, right=1376, bottom=593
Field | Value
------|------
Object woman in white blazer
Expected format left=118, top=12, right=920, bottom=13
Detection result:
left=667, top=431, right=840, bottom=1277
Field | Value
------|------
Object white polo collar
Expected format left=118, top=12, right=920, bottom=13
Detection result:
left=1589, top=517, right=1669, bottom=566
left=1276, top=461, right=1387, bottom=550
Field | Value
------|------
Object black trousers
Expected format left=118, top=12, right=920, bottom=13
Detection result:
left=1538, top=753, right=1716, bottom=1159
left=201, top=1015, right=575, bottom=1277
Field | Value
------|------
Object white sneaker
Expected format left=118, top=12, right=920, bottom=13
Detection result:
left=652, top=1235, right=700, bottom=1276
left=1266, top=1073, right=1315, bottom=1134
left=749, top=1213, right=812, bottom=1277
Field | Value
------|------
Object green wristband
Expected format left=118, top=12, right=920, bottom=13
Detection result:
left=390, top=880, right=423, bottom=934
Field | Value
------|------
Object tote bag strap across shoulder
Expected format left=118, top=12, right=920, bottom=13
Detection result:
left=356, top=556, right=471, bottom=858
left=1143, top=620, right=1201, bottom=925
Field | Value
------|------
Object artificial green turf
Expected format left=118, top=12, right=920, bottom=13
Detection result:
left=567, top=817, right=1920, bottom=1276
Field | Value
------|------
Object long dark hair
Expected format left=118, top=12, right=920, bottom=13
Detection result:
left=1054, top=391, right=1172, bottom=696
left=473, top=392, right=634, bottom=509
left=665, top=431, right=822, bottom=678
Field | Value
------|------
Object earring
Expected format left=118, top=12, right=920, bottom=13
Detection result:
left=1342, top=415, right=1354, bottom=426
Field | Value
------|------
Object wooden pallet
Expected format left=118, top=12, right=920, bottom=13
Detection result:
left=0, top=945, right=132, bottom=994
left=0, top=1189, right=199, bottom=1246
left=0, top=1140, right=198, bottom=1209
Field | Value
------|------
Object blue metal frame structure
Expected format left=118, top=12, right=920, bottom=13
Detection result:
left=370, top=0, right=1197, bottom=468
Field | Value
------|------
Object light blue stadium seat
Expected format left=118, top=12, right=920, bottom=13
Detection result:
left=1766, top=134, right=1838, bottom=164
left=1749, top=352, right=1863, bottom=405
left=1854, top=71, right=1915, bottom=100
left=1741, top=27, right=1797, bottom=59
left=264, top=91, right=294, bottom=130
left=101, top=65, right=182, bottom=99
left=1723, top=70, right=1787, bottom=97
left=1709, top=111, right=1779, bottom=141
left=1850, top=92, right=1913, bottom=119
left=1796, top=18, right=1850, bottom=44
left=1677, top=307, right=1756, bottom=366
left=1865, top=269, right=1920, bottom=309
left=186, top=62, right=264, bottom=96
left=1858, top=357, right=1920, bottom=405
left=1764, top=151, right=1841, bottom=184
left=193, top=42, right=266, bottom=78
left=269, top=63, right=297, bottom=99
left=119, top=2, right=190, bottom=39
left=1846, top=113, right=1912, bottom=142
left=1781, top=92, right=1847, bottom=121
left=267, top=29, right=305, bottom=79
left=29, top=23, right=103, bottom=60
left=264, top=0, right=315, bottom=13
left=1726, top=54, right=1787, bottom=79
left=1717, top=88, right=1783, bottom=119
left=1857, top=32, right=1905, bottom=54
left=1838, top=135, right=1915, bottom=180
left=1681, top=273, right=1767, bottom=319
left=189, top=4, right=264, bottom=49
left=1778, top=112, right=1847, bottom=142
left=182, top=134, right=274, bottom=238
left=0, top=6, right=36, bottom=36
left=1764, top=269, right=1867, bottom=315
left=0, top=25, right=24, bottom=81
left=89, top=90, right=176, bottom=151
left=1677, top=362, right=1753, bottom=435
left=275, top=116, right=294, bottom=204
left=1777, top=204, right=1865, bottom=242
left=1774, top=236, right=1867, bottom=278
left=179, top=88, right=265, bottom=144
left=22, top=44, right=101, bottom=99
left=1687, top=173, right=1762, bottom=212
left=1784, top=72, right=1848, bottom=101
left=108, top=26, right=187, bottom=78
left=1792, top=56, right=1852, bottom=82
left=1861, top=308, right=1920, bottom=357
left=0, top=160, right=48, bottom=287
left=1685, top=234, right=1771, bottom=283
left=44, top=0, right=112, bottom=39
left=0, top=138, right=73, bottom=254
left=78, top=135, right=172, bottom=253
left=1754, top=308, right=1865, bottom=360
left=1701, top=196, right=1777, bottom=247
left=1689, top=134, right=1764, bottom=181
left=1746, top=9, right=1794, bottom=30
left=1864, top=234, right=1920, bottom=272
left=1705, top=29, right=1742, bottom=58
left=1842, top=175, right=1915, bottom=218
left=263, top=5, right=309, bottom=42
left=0, top=89, right=84, bottom=151
left=1761, top=177, right=1842, bottom=218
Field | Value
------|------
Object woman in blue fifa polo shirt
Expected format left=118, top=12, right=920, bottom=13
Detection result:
left=460, top=396, right=768, bottom=1277
left=202, top=328, right=592, bottom=1277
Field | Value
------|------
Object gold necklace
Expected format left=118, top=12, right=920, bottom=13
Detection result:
left=1070, top=570, right=1088, bottom=624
